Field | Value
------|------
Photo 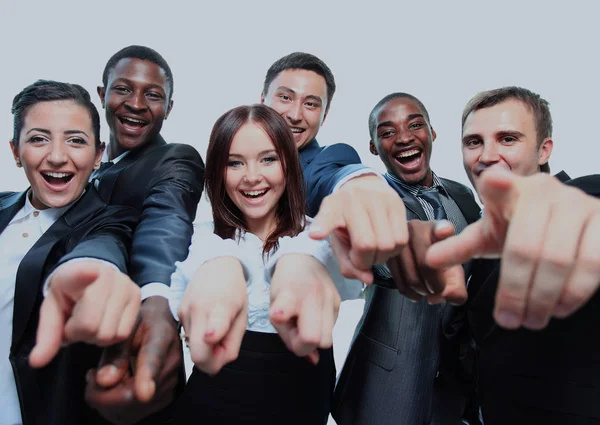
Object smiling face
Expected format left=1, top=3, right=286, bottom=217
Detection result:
left=370, top=97, right=436, bottom=187
left=261, top=69, right=328, bottom=150
left=98, top=58, right=173, bottom=157
left=10, top=100, right=103, bottom=210
left=461, top=99, right=553, bottom=190
left=224, top=122, right=286, bottom=237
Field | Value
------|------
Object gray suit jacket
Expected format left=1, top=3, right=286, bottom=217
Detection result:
left=332, top=176, right=481, bottom=425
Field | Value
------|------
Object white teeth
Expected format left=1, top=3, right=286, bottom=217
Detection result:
left=43, top=172, right=71, bottom=178
left=397, top=149, right=420, bottom=158
left=290, top=127, right=304, bottom=133
left=244, top=190, right=267, bottom=196
left=122, top=117, right=145, bottom=124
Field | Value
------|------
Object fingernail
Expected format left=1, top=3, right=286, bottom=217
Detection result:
left=272, top=308, right=284, bottom=315
left=103, top=365, right=119, bottom=378
left=204, top=328, right=215, bottom=337
left=495, top=310, right=521, bottom=329
left=523, top=314, right=546, bottom=329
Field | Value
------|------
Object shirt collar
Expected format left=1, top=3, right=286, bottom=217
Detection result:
left=385, top=171, right=446, bottom=195
left=8, top=189, right=73, bottom=232
left=102, top=144, right=130, bottom=164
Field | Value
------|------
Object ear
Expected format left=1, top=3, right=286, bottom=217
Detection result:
left=369, top=140, right=378, bottom=156
left=9, top=140, right=21, bottom=166
left=431, top=127, right=437, bottom=142
left=321, top=110, right=328, bottom=126
left=537, top=137, right=553, bottom=167
left=97, top=86, right=106, bottom=108
left=260, top=91, right=266, bottom=104
left=94, top=142, right=106, bottom=169
left=165, top=99, right=174, bottom=120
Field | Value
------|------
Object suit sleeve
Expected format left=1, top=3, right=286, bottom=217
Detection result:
left=130, top=144, right=205, bottom=288
left=304, top=143, right=372, bottom=216
left=54, top=204, right=139, bottom=273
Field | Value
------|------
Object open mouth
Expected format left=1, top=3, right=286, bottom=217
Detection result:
left=394, top=148, right=423, bottom=168
left=241, top=189, right=270, bottom=200
left=41, top=171, right=74, bottom=186
left=289, top=127, right=305, bottom=135
left=118, top=116, right=148, bottom=130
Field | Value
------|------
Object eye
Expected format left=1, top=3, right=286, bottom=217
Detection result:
left=262, top=156, right=279, bottom=164
left=113, top=86, right=131, bottom=94
left=146, top=92, right=163, bottom=101
left=227, top=160, right=243, bottom=168
left=28, top=135, right=48, bottom=144
left=464, top=139, right=482, bottom=148
left=379, top=130, right=394, bottom=139
left=278, top=94, right=291, bottom=101
left=501, top=136, right=517, bottom=144
left=409, top=122, right=424, bottom=129
left=67, top=137, right=88, bottom=146
left=305, top=101, right=320, bottom=108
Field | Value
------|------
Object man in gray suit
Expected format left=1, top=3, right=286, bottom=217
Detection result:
left=332, top=93, right=481, bottom=425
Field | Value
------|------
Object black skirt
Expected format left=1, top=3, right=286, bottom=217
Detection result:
left=174, top=330, right=335, bottom=425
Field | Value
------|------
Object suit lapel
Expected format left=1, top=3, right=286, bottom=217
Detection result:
left=383, top=176, right=427, bottom=220
left=0, top=192, right=27, bottom=233
left=11, top=187, right=105, bottom=349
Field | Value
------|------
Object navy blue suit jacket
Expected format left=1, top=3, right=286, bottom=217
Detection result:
left=299, top=139, right=369, bottom=217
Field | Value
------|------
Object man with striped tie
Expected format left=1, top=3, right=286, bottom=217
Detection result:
left=333, top=93, right=481, bottom=425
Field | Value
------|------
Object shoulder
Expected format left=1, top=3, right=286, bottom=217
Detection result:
left=148, top=142, right=204, bottom=164
left=319, top=142, right=361, bottom=160
left=0, top=191, right=19, bottom=201
left=564, top=174, right=600, bottom=198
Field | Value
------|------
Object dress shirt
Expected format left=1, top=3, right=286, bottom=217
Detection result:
left=374, top=172, right=468, bottom=279
left=0, top=193, right=69, bottom=425
left=169, top=219, right=363, bottom=333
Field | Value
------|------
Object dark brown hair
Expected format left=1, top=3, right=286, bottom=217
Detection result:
left=462, top=86, right=552, bottom=173
left=205, top=104, right=306, bottom=254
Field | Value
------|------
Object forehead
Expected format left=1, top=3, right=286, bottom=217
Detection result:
left=267, top=69, right=327, bottom=99
left=23, top=100, right=91, bottom=130
left=463, top=99, right=536, bottom=137
left=377, top=97, right=426, bottom=124
left=230, top=122, right=275, bottom=154
left=107, top=58, right=168, bottom=88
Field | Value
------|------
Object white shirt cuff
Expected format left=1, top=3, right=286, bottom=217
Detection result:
left=43, top=258, right=119, bottom=297
left=141, top=282, right=171, bottom=301
left=332, top=168, right=386, bottom=192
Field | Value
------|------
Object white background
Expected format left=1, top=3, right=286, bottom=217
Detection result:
left=1, top=1, right=599, bottom=422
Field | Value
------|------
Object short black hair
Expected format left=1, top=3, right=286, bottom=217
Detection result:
left=102, top=45, right=174, bottom=99
left=11, top=79, right=102, bottom=149
left=368, top=92, right=431, bottom=139
left=263, top=52, right=336, bottom=113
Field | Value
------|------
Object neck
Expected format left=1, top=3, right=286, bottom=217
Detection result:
left=108, top=134, right=126, bottom=160
left=422, top=171, right=434, bottom=188
left=246, top=212, right=278, bottom=243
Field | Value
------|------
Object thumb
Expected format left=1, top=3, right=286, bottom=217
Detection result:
left=204, top=304, right=237, bottom=344
left=95, top=340, right=131, bottom=388
left=309, top=199, right=346, bottom=240
left=29, top=294, right=67, bottom=368
left=270, top=289, right=299, bottom=324
left=50, top=262, right=102, bottom=301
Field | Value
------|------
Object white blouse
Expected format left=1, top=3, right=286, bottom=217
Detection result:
left=169, top=219, right=363, bottom=333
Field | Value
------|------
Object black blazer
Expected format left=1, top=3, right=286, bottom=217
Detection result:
left=463, top=172, right=600, bottom=425
left=96, top=135, right=205, bottom=287
left=0, top=187, right=138, bottom=425
left=333, top=176, right=481, bottom=425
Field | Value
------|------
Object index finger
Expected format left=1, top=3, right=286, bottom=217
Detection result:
left=133, top=327, right=171, bottom=402
left=29, top=294, right=66, bottom=368
left=426, top=221, right=487, bottom=269
left=309, top=196, right=347, bottom=240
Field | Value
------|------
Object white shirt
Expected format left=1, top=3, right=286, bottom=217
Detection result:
left=0, top=193, right=69, bottom=425
left=169, top=219, right=363, bottom=333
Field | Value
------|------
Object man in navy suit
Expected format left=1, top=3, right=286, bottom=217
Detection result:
left=333, top=93, right=481, bottom=425
left=427, top=86, right=600, bottom=424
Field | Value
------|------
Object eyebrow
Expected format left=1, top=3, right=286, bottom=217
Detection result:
left=111, top=77, right=166, bottom=92
left=462, top=130, right=525, bottom=142
left=376, top=114, right=425, bottom=130
left=229, top=149, right=277, bottom=158
left=26, top=128, right=89, bottom=137
left=276, top=86, right=323, bottom=103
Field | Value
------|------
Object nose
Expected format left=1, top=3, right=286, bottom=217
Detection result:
left=395, top=127, right=415, bottom=145
left=46, top=141, right=68, bottom=167
left=125, top=90, right=148, bottom=112
left=285, top=101, right=302, bottom=124
left=478, top=141, right=500, bottom=165
left=243, top=163, right=262, bottom=185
